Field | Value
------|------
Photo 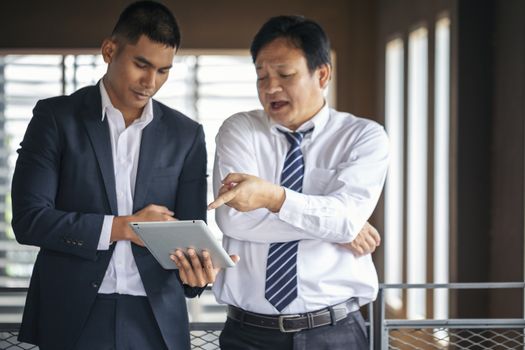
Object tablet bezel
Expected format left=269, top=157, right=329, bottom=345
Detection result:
left=129, top=220, right=234, bottom=270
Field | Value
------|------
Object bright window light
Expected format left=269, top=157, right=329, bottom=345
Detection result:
left=434, top=16, right=451, bottom=321
left=384, top=37, right=405, bottom=311
left=407, top=27, right=428, bottom=320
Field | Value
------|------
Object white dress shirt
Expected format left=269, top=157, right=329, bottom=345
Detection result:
left=212, top=104, right=389, bottom=314
left=96, top=81, right=153, bottom=296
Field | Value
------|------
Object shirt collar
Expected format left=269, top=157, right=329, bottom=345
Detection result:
left=99, top=79, right=154, bottom=127
left=269, top=101, right=330, bottom=140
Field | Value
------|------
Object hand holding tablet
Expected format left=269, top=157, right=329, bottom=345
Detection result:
left=129, top=220, right=236, bottom=269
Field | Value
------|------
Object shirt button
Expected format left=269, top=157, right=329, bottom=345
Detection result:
left=91, top=281, right=99, bottom=288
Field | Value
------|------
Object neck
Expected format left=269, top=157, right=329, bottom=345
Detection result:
left=102, top=77, right=143, bottom=127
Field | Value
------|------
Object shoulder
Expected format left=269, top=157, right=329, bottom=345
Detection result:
left=218, top=109, right=267, bottom=135
left=30, top=85, right=98, bottom=126
left=153, top=99, right=202, bottom=132
left=35, top=85, right=95, bottom=111
left=329, top=108, right=388, bottom=142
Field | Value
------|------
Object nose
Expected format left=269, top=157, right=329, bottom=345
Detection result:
left=142, top=69, right=156, bottom=90
left=262, top=76, right=282, bottom=95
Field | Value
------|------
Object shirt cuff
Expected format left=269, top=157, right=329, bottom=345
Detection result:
left=97, top=215, right=114, bottom=250
left=278, top=188, right=306, bottom=224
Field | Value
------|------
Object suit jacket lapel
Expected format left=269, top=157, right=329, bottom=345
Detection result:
left=81, top=85, right=118, bottom=215
left=133, top=102, right=164, bottom=212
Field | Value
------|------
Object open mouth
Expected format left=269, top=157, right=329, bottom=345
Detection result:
left=270, top=101, right=289, bottom=110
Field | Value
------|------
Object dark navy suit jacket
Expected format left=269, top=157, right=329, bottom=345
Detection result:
left=11, top=84, right=207, bottom=350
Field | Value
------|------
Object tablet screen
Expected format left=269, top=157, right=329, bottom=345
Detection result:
left=129, top=220, right=235, bottom=269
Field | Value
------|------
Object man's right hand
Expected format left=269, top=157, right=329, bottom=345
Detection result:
left=110, top=204, right=176, bottom=246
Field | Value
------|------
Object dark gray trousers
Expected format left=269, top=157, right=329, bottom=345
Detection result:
left=71, top=294, right=169, bottom=350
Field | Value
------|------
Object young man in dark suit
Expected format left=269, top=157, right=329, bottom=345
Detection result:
left=11, top=2, right=228, bottom=349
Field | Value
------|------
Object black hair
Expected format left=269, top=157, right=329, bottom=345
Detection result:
left=111, top=1, right=181, bottom=48
left=250, top=15, right=331, bottom=71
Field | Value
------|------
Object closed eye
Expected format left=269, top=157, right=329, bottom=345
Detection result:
left=135, top=62, right=148, bottom=69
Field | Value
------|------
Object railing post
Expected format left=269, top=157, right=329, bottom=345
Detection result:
left=368, top=302, right=374, bottom=350
left=374, top=286, right=385, bottom=350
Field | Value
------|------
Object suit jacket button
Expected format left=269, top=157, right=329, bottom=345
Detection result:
left=91, top=281, right=99, bottom=288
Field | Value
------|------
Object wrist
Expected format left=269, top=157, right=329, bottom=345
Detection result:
left=111, top=215, right=132, bottom=241
left=267, top=185, right=286, bottom=213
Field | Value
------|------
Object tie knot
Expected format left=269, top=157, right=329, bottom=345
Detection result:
left=280, top=128, right=313, bottom=146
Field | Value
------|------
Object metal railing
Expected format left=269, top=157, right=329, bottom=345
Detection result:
left=1, top=283, right=524, bottom=349
left=375, top=282, right=525, bottom=349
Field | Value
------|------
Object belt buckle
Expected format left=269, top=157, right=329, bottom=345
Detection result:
left=278, top=314, right=301, bottom=333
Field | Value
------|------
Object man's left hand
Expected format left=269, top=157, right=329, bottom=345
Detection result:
left=338, top=222, right=381, bottom=256
left=170, top=248, right=240, bottom=287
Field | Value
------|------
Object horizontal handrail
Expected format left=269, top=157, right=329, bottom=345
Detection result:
left=379, top=282, right=525, bottom=289
left=384, top=318, right=525, bottom=329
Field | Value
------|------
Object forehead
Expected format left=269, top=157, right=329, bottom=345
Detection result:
left=255, top=37, right=307, bottom=68
left=118, top=35, right=176, bottom=66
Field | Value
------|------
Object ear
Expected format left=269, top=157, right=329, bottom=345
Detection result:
left=101, top=38, right=118, bottom=64
left=316, top=63, right=332, bottom=89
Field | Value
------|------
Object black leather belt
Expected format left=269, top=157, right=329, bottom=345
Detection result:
left=227, top=298, right=359, bottom=333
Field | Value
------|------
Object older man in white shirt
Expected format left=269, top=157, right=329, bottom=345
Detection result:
left=208, top=15, right=389, bottom=350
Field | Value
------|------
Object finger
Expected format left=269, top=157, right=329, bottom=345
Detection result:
left=371, top=229, right=381, bottom=245
left=161, top=214, right=177, bottom=221
left=148, top=204, right=175, bottom=216
left=208, top=191, right=235, bottom=210
left=208, top=188, right=239, bottom=210
left=157, top=206, right=175, bottom=216
left=130, top=232, right=145, bottom=247
left=217, top=185, right=230, bottom=196
left=365, top=235, right=377, bottom=249
left=201, top=250, right=216, bottom=283
left=176, top=250, right=197, bottom=286
left=364, top=222, right=381, bottom=245
left=187, top=249, right=206, bottom=286
left=133, top=237, right=145, bottom=247
left=351, top=242, right=364, bottom=256
left=170, top=254, right=187, bottom=283
left=230, top=254, right=240, bottom=264
left=221, top=173, right=247, bottom=185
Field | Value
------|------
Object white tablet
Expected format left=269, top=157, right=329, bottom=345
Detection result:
left=129, top=220, right=235, bottom=270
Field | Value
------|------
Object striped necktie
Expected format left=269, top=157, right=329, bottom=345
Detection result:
left=265, top=129, right=312, bottom=311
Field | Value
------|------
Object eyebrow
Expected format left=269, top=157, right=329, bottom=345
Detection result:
left=134, top=56, right=173, bottom=70
left=255, top=63, right=290, bottom=70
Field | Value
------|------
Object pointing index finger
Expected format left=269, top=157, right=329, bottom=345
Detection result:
left=207, top=187, right=238, bottom=210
